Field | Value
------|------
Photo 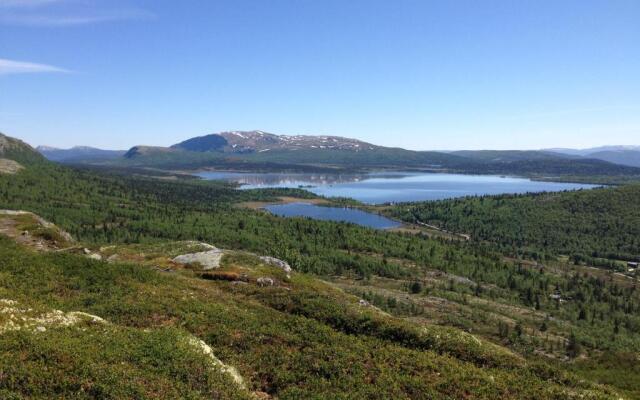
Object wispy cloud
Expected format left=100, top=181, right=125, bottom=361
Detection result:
left=0, top=58, right=70, bottom=75
left=0, top=0, right=64, bottom=8
left=0, top=0, right=153, bottom=27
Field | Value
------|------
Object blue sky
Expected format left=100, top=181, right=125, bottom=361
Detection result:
left=1, top=0, right=639, bottom=150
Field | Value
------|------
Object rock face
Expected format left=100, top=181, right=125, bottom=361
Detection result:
left=259, top=256, right=292, bottom=275
left=172, top=248, right=224, bottom=270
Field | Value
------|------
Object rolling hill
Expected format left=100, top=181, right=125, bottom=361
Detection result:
left=1, top=132, right=47, bottom=166
left=37, top=145, right=126, bottom=163
left=547, top=146, right=640, bottom=168
left=585, top=150, right=640, bottom=168
left=451, top=150, right=577, bottom=162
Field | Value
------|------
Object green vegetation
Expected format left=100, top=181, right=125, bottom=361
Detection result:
left=0, top=237, right=621, bottom=399
left=570, top=353, right=640, bottom=399
left=0, top=133, right=47, bottom=166
left=1, top=140, right=639, bottom=398
left=0, top=325, right=251, bottom=400
left=388, top=185, right=640, bottom=265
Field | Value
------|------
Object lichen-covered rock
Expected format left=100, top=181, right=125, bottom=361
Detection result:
left=256, top=277, right=275, bottom=287
left=173, top=248, right=224, bottom=270
left=0, top=299, right=106, bottom=334
left=186, top=337, right=246, bottom=389
left=259, top=256, right=292, bottom=276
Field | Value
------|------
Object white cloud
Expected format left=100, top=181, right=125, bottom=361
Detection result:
left=1, top=10, right=152, bottom=26
left=0, top=58, right=69, bottom=75
left=0, top=0, right=153, bottom=26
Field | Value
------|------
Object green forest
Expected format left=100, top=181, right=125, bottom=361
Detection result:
left=389, top=186, right=640, bottom=266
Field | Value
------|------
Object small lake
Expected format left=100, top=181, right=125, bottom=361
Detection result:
left=196, top=171, right=599, bottom=204
left=265, top=202, right=401, bottom=229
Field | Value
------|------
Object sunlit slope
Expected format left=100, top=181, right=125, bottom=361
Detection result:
left=0, top=237, right=621, bottom=399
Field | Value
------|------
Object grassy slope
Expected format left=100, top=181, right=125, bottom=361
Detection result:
left=0, top=238, right=619, bottom=399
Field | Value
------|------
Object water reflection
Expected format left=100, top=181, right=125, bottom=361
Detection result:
left=194, top=171, right=405, bottom=188
left=195, top=171, right=599, bottom=204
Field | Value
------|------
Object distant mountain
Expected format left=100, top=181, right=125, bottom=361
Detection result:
left=123, top=130, right=461, bottom=169
left=546, top=146, right=640, bottom=167
left=547, top=145, right=640, bottom=156
left=42, top=130, right=640, bottom=180
left=37, top=146, right=126, bottom=163
left=586, top=150, right=640, bottom=168
left=451, top=150, right=575, bottom=162
left=171, top=130, right=379, bottom=153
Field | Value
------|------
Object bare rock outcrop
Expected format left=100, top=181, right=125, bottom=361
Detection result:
left=259, top=256, right=292, bottom=276
left=173, top=248, right=224, bottom=270
left=0, top=158, right=23, bottom=174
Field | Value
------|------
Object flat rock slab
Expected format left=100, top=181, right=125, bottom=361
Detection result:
left=173, top=249, right=224, bottom=270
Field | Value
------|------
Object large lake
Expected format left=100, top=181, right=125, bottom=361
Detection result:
left=196, top=171, right=599, bottom=204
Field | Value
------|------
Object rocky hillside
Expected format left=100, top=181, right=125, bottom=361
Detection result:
left=0, top=133, right=46, bottom=166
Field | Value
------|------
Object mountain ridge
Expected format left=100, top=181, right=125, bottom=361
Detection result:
left=546, top=146, right=640, bottom=168
left=37, top=145, right=126, bottom=163
left=171, top=130, right=380, bottom=153
left=17, top=130, right=640, bottom=180
left=114, top=131, right=640, bottom=180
